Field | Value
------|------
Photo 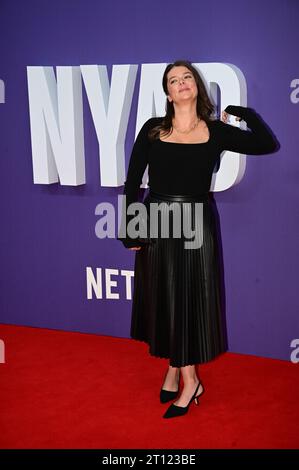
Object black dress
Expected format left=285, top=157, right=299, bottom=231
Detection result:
left=119, top=106, right=276, bottom=367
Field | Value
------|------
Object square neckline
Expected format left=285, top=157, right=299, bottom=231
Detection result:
left=158, top=120, right=211, bottom=145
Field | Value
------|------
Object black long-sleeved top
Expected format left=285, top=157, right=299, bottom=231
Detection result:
left=119, top=105, right=277, bottom=248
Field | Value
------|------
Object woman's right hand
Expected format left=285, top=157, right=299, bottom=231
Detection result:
left=221, top=110, right=242, bottom=123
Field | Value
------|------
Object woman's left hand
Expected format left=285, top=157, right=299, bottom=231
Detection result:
left=221, top=110, right=242, bottom=123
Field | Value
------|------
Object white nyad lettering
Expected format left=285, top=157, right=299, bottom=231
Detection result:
left=27, top=63, right=246, bottom=189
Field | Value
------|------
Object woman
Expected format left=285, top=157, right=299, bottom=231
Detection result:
left=118, top=60, right=277, bottom=419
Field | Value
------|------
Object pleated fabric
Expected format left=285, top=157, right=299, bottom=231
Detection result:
left=130, top=191, right=227, bottom=367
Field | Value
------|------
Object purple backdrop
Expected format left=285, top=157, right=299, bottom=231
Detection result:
left=0, top=0, right=298, bottom=361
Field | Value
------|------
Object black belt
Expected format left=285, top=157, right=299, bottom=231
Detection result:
left=149, top=190, right=209, bottom=203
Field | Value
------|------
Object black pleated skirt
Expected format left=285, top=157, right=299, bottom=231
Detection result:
left=130, top=190, right=227, bottom=367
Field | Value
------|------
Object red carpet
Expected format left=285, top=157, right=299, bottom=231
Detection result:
left=0, top=324, right=298, bottom=449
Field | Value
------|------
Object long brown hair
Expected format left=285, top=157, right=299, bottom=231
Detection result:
left=148, top=59, right=216, bottom=141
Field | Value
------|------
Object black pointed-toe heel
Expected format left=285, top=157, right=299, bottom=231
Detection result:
left=160, top=388, right=179, bottom=404
left=163, top=381, right=204, bottom=419
left=160, top=370, right=180, bottom=404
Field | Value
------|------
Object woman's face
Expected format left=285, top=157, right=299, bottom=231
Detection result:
left=166, top=66, right=198, bottom=104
